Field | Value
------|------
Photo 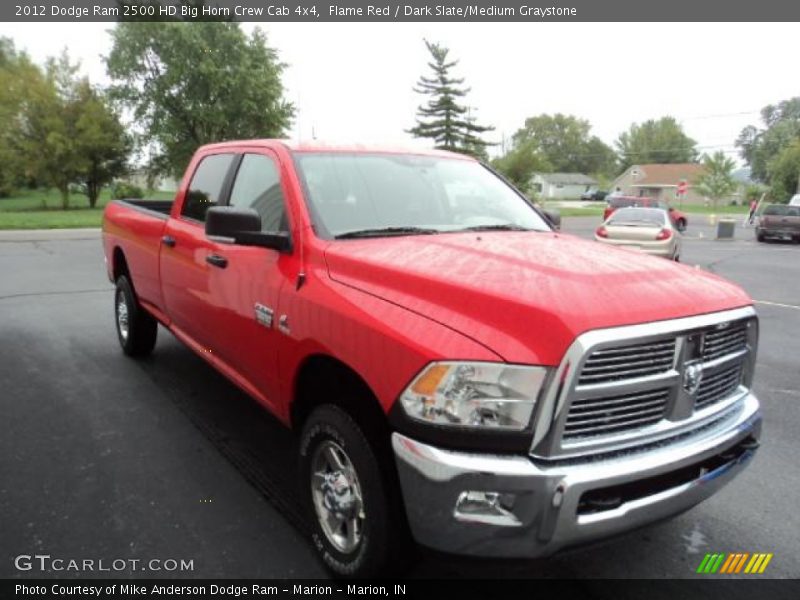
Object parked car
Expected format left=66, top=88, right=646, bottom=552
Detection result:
left=103, top=140, right=761, bottom=577
left=595, top=207, right=682, bottom=260
left=788, top=194, right=800, bottom=207
left=756, top=204, right=800, bottom=242
left=604, top=196, right=688, bottom=232
left=580, top=189, right=607, bottom=201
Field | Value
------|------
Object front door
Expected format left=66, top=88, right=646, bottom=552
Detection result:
left=202, top=151, right=298, bottom=411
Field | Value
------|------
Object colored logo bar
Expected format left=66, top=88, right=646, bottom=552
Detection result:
left=696, top=552, right=773, bottom=574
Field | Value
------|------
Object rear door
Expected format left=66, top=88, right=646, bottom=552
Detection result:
left=159, top=152, right=237, bottom=351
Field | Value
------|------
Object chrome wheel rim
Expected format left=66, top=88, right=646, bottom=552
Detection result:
left=310, top=440, right=365, bottom=554
left=116, top=291, right=129, bottom=341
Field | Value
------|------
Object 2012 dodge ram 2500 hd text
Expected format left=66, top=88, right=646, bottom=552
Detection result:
left=102, top=140, right=762, bottom=577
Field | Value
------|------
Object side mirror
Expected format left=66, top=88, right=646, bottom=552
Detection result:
left=205, top=206, right=292, bottom=252
left=542, top=208, right=561, bottom=230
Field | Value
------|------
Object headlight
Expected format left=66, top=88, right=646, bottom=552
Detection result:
left=399, top=362, right=549, bottom=430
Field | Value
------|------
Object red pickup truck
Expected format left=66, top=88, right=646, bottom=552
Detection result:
left=103, top=141, right=761, bottom=577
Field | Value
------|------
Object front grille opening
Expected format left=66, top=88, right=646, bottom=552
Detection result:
left=563, top=388, right=670, bottom=440
left=702, top=322, right=749, bottom=362
left=576, top=436, right=758, bottom=515
left=695, top=363, right=744, bottom=410
left=578, top=339, right=676, bottom=386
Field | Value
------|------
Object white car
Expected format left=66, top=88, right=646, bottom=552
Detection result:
left=789, top=194, right=800, bottom=207
left=595, top=206, right=682, bottom=260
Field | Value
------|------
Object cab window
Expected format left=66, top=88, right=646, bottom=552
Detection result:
left=182, top=153, right=236, bottom=222
left=229, top=154, right=289, bottom=232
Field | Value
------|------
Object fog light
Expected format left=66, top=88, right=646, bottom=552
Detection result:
left=454, top=491, right=521, bottom=526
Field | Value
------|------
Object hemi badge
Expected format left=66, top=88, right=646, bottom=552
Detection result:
left=255, top=303, right=273, bottom=328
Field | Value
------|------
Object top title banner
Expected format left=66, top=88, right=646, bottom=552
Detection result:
left=3, top=0, right=799, bottom=22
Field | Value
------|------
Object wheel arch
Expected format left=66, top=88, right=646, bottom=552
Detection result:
left=290, top=353, right=389, bottom=439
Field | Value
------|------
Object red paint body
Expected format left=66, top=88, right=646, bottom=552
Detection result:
left=102, top=141, right=751, bottom=426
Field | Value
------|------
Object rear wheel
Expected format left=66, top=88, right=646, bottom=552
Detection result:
left=114, top=275, right=157, bottom=357
left=756, top=233, right=766, bottom=242
left=299, top=404, right=402, bottom=578
left=676, top=218, right=687, bottom=232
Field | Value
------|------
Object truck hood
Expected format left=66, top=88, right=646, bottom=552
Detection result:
left=324, top=231, right=752, bottom=365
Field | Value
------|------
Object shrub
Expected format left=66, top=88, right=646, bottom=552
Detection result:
left=111, top=181, right=144, bottom=200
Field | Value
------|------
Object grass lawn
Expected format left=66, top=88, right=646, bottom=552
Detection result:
left=0, top=188, right=175, bottom=230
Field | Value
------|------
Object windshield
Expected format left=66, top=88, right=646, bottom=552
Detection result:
left=293, top=153, right=551, bottom=238
left=608, top=207, right=666, bottom=226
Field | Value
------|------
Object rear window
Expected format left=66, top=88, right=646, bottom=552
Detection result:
left=609, top=207, right=666, bottom=226
left=763, top=205, right=790, bottom=216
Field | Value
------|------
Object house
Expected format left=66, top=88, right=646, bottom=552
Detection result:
left=529, top=173, right=597, bottom=199
left=612, top=163, right=707, bottom=205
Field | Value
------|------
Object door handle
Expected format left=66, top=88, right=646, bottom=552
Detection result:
left=162, top=235, right=176, bottom=248
left=206, top=254, right=228, bottom=269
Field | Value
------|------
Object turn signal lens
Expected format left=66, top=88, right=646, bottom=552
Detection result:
left=595, top=226, right=608, bottom=238
left=655, top=228, right=672, bottom=241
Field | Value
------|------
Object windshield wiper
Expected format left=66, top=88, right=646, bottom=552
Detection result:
left=456, top=224, right=535, bottom=232
left=334, top=226, right=441, bottom=239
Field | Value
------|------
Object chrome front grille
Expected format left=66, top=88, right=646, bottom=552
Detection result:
left=578, top=340, right=676, bottom=385
left=563, top=388, right=670, bottom=440
left=695, top=363, right=743, bottom=410
left=536, top=307, right=759, bottom=457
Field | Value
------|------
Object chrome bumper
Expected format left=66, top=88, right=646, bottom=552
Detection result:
left=392, top=393, right=761, bottom=558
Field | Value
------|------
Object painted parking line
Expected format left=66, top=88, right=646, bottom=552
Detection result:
left=754, top=300, right=800, bottom=311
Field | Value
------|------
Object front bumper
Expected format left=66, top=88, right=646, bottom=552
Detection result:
left=392, top=393, right=761, bottom=558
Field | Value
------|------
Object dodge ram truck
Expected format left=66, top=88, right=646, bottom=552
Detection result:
left=102, top=140, right=762, bottom=577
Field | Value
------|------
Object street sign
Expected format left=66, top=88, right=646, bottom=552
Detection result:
left=677, top=180, right=688, bottom=196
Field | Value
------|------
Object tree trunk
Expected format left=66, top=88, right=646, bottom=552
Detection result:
left=88, top=181, right=99, bottom=209
left=60, top=185, right=70, bottom=210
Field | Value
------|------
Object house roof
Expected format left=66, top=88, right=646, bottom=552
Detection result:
left=628, top=163, right=705, bottom=187
left=533, top=172, right=597, bottom=185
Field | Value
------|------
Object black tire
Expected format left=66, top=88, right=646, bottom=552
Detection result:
left=299, top=404, right=403, bottom=578
left=114, top=275, right=157, bottom=357
left=676, top=219, right=687, bottom=232
left=756, top=233, right=765, bottom=242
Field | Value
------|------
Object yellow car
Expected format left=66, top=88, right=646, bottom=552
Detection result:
left=595, top=207, right=682, bottom=260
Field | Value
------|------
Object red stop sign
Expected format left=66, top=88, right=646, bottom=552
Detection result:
left=677, top=180, right=688, bottom=195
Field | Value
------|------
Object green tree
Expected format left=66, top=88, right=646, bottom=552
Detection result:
left=73, top=82, right=131, bottom=207
left=511, top=113, right=616, bottom=176
left=106, top=22, right=294, bottom=177
left=491, top=139, right=551, bottom=195
left=736, top=98, right=800, bottom=184
left=16, top=53, right=86, bottom=209
left=694, top=151, right=737, bottom=209
left=0, top=38, right=42, bottom=196
left=408, top=40, right=494, bottom=157
left=767, top=140, right=800, bottom=202
left=616, top=117, right=698, bottom=170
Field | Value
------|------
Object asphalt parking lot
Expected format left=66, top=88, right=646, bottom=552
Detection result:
left=1, top=219, right=798, bottom=583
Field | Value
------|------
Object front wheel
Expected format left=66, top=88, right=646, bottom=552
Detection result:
left=114, top=275, right=157, bottom=357
left=299, top=405, right=400, bottom=578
